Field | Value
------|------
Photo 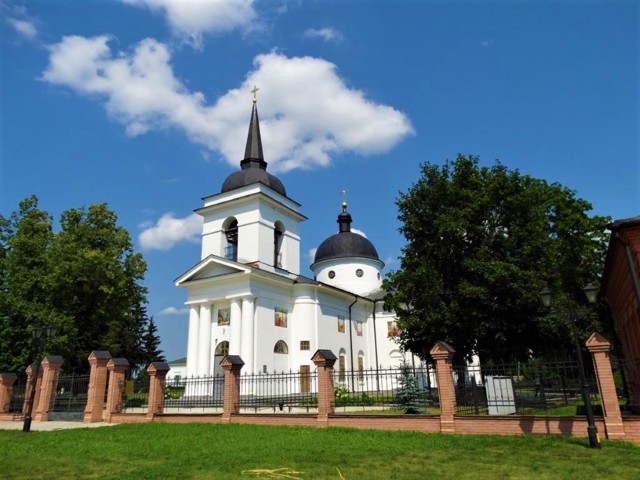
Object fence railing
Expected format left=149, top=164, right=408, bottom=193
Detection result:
left=453, top=360, right=600, bottom=416
left=50, top=373, right=90, bottom=420
left=333, top=365, right=438, bottom=413
left=239, top=370, right=319, bottom=413
left=123, top=376, right=150, bottom=412
left=164, top=375, right=224, bottom=410
left=8, top=378, right=26, bottom=414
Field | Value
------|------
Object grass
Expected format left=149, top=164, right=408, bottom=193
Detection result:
left=1, top=423, right=639, bottom=479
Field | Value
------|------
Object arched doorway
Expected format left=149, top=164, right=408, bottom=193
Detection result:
left=213, top=341, right=229, bottom=377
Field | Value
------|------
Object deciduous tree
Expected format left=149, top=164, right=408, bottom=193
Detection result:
left=0, top=197, right=160, bottom=373
left=384, top=155, right=609, bottom=363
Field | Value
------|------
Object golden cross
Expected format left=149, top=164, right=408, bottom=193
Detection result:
left=341, top=189, right=348, bottom=210
left=251, top=85, right=259, bottom=103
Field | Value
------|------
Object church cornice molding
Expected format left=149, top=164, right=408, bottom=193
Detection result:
left=199, top=186, right=305, bottom=221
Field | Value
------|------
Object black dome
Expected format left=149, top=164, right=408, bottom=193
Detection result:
left=313, top=232, right=380, bottom=265
left=221, top=159, right=287, bottom=196
left=312, top=206, right=381, bottom=267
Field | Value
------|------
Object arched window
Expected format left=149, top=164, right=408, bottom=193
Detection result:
left=224, top=218, right=238, bottom=261
left=358, top=351, right=365, bottom=381
left=214, top=341, right=229, bottom=355
left=338, top=348, right=347, bottom=382
left=274, top=221, right=285, bottom=268
left=274, top=340, right=289, bottom=354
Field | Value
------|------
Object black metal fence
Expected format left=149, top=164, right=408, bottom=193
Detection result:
left=163, top=375, right=224, bottom=410
left=8, top=377, right=26, bottom=415
left=610, top=356, right=638, bottom=411
left=50, top=373, right=90, bottom=421
left=123, top=376, right=150, bottom=412
left=239, top=370, right=319, bottom=413
left=333, top=365, right=438, bottom=413
left=454, top=360, right=600, bottom=416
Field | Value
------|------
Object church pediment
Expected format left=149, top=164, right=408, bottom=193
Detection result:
left=175, top=255, right=251, bottom=286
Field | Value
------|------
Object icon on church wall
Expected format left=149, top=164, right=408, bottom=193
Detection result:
left=355, top=321, right=363, bottom=336
left=275, top=307, right=288, bottom=328
left=217, top=308, right=230, bottom=326
left=387, top=321, right=400, bottom=337
left=337, top=315, right=345, bottom=333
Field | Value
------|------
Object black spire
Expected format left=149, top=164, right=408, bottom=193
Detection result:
left=241, top=94, right=266, bottom=171
left=220, top=88, right=287, bottom=196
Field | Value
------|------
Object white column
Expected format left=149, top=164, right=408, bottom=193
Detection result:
left=197, top=304, right=212, bottom=376
left=186, top=305, right=200, bottom=378
left=240, top=296, right=255, bottom=372
left=229, top=298, right=242, bottom=356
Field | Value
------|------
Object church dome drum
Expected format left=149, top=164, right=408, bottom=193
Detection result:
left=311, top=202, right=384, bottom=295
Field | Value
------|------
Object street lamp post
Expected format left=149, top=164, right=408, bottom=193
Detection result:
left=22, top=324, right=57, bottom=433
left=538, top=284, right=600, bottom=449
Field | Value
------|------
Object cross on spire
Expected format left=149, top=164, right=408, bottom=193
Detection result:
left=341, top=189, right=348, bottom=211
left=251, top=85, right=259, bottom=103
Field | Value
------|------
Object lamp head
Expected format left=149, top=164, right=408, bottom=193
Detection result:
left=538, top=287, right=553, bottom=308
left=583, top=283, right=598, bottom=305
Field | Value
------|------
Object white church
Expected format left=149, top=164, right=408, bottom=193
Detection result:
left=176, top=96, right=417, bottom=379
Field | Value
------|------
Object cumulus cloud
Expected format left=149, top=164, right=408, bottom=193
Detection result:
left=139, top=212, right=202, bottom=250
left=42, top=36, right=413, bottom=172
left=121, top=0, right=258, bottom=47
left=157, top=306, right=189, bottom=316
left=303, top=27, right=344, bottom=43
left=307, top=248, right=317, bottom=262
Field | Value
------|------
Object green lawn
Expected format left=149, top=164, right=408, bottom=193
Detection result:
left=1, top=423, right=638, bottom=479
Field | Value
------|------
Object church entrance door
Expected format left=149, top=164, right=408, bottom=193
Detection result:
left=299, top=365, right=311, bottom=393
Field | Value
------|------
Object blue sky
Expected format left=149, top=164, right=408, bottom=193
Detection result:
left=1, top=0, right=638, bottom=362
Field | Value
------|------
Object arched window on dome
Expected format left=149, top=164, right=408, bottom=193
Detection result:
left=274, top=221, right=285, bottom=268
left=223, top=218, right=238, bottom=261
left=274, top=340, right=288, bottom=354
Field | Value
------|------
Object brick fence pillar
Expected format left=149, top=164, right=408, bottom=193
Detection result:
left=0, top=373, right=17, bottom=413
left=84, top=351, right=112, bottom=423
left=586, top=332, right=625, bottom=440
left=221, top=355, right=244, bottom=420
left=312, top=350, right=337, bottom=422
left=146, top=361, right=170, bottom=419
left=430, top=341, right=457, bottom=434
left=105, top=358, right=129, bottom=423
left=22, top=363, right=43, bottom=416
left=34, top=356, right=64, bottom=422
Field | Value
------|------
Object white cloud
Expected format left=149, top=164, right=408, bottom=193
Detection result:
left=157, top=306, right=189, bottom=316
left=308, top=248, right=317, bottom=261
left=351, top=228, right=367, bottom=238
left=121, top=0, right=258, bottom=47
left=7, top=17, right=38, bottom=39
left=303, top=27, right=344, bottom=43
left=139, top=212, right=202, bottom=250
left=42, top=36, right=413, bottom=173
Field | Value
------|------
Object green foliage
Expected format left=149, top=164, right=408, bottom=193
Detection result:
left=395, top=361, right=420, bottom=408
left=384, top=155, right=610, bottom=363
left=0, top=196, right=160, bottom=373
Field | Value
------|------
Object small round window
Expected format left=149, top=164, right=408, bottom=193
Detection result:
left=328, top=270, right=336, bottom=279
left=356, top=269, right=364, bottom=278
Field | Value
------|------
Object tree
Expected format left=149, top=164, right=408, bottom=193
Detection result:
left=141, top=316, right=165, bottom=365
left=0, top=197, right=160, bottom=373
left=0, top=196, right=58, bottom=373
left=384, top=155, right=610, bottom=364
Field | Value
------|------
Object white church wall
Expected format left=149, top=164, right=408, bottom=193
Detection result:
left=253, top=291, right=295, bottom=374
left=313, top=258, right=383, bottom=295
